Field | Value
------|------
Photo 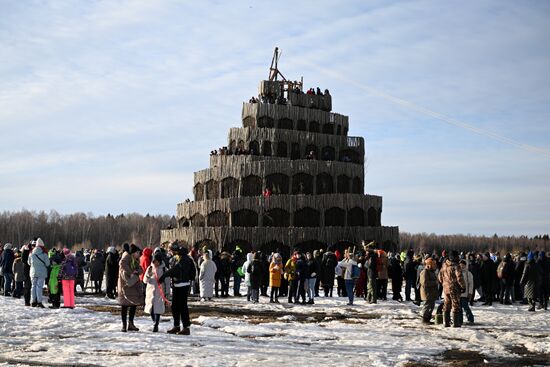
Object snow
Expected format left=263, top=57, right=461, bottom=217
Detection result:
left=0, top=293, right=549, bottom=366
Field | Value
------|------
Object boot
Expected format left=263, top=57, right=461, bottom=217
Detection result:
left=167, top=326, right=181, bottom=334
left=153, top=325, right=159, bottom=333
left=444, top=311, right=451, bottom=327
left=121, top=324, right=127, bottom=332
left=178, top=327, right=190, bottom=335
left=127, top=322, right=139, bottom=331
left=36, top=303, right=45, bottom=308
left=422, top=316, right=434, bottom=325
left=31, top=302, right=37, bottom=307
left=452, top=313, right=462, bottom=328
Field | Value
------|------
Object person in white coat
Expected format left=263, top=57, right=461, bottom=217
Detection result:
left=143, top=253, right=171, bottom=332
left=242, top=253, right=254, bottom=301
left=199, top=252, right=217, bottom=301
left=28, top=238, right=50, bottom=308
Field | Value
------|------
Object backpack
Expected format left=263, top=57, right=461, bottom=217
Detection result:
left=497, top=262, right=505, bottom=279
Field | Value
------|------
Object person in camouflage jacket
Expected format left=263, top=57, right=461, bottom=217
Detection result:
left=438, top=250, right=466, bottom=327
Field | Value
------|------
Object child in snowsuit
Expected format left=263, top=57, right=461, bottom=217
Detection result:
left=48, top=257, right=62, bottom=309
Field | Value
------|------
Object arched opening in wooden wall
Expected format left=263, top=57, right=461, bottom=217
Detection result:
left=231, top=209, right=258, bottom=227
left=241, top=175, right=262, bottom=197
left=294, top=207, right=320, bottom=227
left=348, top=207, right=365, bottom=227
left=316, top=173, right=334, bottom=194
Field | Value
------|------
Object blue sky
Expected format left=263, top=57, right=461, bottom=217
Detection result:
left=1, top=1, right=549, bottom=236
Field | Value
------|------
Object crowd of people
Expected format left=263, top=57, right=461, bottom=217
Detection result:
left=247, top=86, right=331, bottom=106
left=1, top=239, right=548, bottom=334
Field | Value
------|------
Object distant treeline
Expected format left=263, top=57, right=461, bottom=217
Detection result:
left=399, top=232, right=550, bottom=253
left=0, top=210, right=175, bottom=249
left=0, top=210, right=548, bottom=253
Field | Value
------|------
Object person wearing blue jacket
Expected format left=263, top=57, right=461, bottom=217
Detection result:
left=28, top=238, right=50, bottom=308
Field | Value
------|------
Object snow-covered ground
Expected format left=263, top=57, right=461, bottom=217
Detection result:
left=0, top=292, right=549, bottom=367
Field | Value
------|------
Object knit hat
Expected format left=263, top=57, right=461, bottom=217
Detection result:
left=123, top=243, right=130, bottom=253
left=527, top=251, right=535, bottom=261
left=36, top=238, right=46, bottom=249
left=4, top=243, right=12, bottom=250
left=130, top=244, right=141, bottom=254
left=63, top=248, right=71, bottom=256
left=107, top=246, right=116, bottom=254
left=424, top=258, right=435, bottom=268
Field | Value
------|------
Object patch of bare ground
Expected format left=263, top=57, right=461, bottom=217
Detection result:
left=404, top=348, right=550, bottom=367
left=83, top=303, right=381, bottom=324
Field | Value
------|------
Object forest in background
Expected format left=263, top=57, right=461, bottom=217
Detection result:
left=0, top=210, right=548, bottom=253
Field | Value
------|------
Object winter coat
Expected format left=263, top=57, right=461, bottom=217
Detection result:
left=61, top=254, right=78, bottom=280
left=231, top=251, right=245, bottom=276
left=419, top=268, right=438, bottom=301
left=269, top=261, right=283, bottom=288
left=13, top=257, right=26, bottom=282
left=306, top=258, right=319, bottom=279
left=461, top=269, right=474, bottom=298
left=480, top=259, right=497, bottom=292
left=537, top=256, right=549, bottom=287
left=139, top=248, right=153, bottom=282
left=295, top=258, right=308, bottom=281
left=89, top=252, right=105, bottom=282
left=313, top=251, right=323, bottom=279
left=75, top=252, right=86, bottom=282
left=497, top=258, right=515, bottom=284
left=377, top=251, right=389, bottom=280
left=117, top=252, right=144, bottom=306
left=49, top=264, right=62, bottom=295
left=247, top=258, right=263, bottom=289
left=143, top=264, right=170, bottom=314
left=1, top=248, right=14, bottom=275
left=438, top=259, right=465, bottom=295
left=388, top=256, right=403, bottom=281
left=284, top=258, right=297, bottom=282
left=321, top=252, right=337, bottom=286
left=218, top=252, right=232, bottom=277
left=105, top=251, right=119, bottom=286
left=338, top=258, right=357, bottom=280
left=29, top=247, right=50, bottom=279
left=199, top=259, right=217, bottom=298
left=520, top=260, right=540, bottom=299
left=160, top=253, right=196, bottom=287
left=403, top=257, right=417, bottom=281
left=243, top=253, right=254, bottom=286
left=514, top=259, right=526, bottom=287
left=468, top=260, right=481, bottom=288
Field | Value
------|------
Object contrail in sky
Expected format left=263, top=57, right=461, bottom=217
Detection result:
left=298, top=60, right=550, bottom=158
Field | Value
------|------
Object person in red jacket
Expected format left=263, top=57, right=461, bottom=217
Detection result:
left=139, top=248, right=153, bottom=282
